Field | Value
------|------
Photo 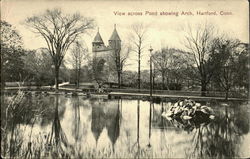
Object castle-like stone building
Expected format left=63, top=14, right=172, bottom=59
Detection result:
left=92, top=25, right=121, bottom=59
left=92, top=25, right=121, bottom=84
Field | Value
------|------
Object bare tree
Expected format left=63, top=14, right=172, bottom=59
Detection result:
left=120, top=44, right=132, bottom=86
left=183, top=23, right=215, bottom=96
left=130, top=23, right=147, bottom=90
left=69, top=41, right=88, bottom=88
left=24, top=8, right=94, bottom=90
left=109, top=42, right=131, bottom=88
left=152, top=47, right=173, bottom=90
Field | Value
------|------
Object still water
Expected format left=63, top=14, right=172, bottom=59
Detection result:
left=3, top=95, right=250, bottom=158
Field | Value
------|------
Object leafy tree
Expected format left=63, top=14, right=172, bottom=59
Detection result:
left=0, top=20, right=25, bottom=86
left=234, top=43, right=249, bottom=93
left=122, top=71, right=138, bottom=88
left=210, top=39, right=248, bottom=99
left=23, top=48, right=54, bottom=86
left=24, top=8, right=95, bottom=90
left=210, top=38, right=236, bottom=99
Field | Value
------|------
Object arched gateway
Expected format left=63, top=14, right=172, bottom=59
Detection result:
left=92, top=25, right=121, bottom=87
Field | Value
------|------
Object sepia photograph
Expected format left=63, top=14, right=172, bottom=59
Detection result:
left=1, top=0, right=249, bottom=158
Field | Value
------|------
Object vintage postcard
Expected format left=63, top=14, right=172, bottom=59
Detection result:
left=1, top=0, right=249, bottom=158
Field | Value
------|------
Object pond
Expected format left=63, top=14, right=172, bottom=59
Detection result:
left=1, top=94, right=250, bottom=158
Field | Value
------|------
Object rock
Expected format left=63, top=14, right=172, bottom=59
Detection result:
left=174, top=106, right=183, bottom=115
left=174, top=102, right=179, bottom=107
left=183, top=115, right=192, bottom=120
left=162, top=99, right=215, bottom=125
left=184, top=104, right=192, bottom=109
left=195, top=103, right=201, bottom=107
left=178, top=101, right=183, bottom=107
left=187, top=108, right=195, bottom=116
left=221, top=103, right=229, bottom=107
left=209, top=115, right=215, bottom=120
left=200, top=106, right=214, bottom=114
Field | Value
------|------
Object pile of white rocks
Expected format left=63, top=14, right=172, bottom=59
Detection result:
left=162, top=99, right=215, bottom=121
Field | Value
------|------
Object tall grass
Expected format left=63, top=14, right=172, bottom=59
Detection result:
left=1, top=89, right=26, bottom=158
left=0, top=92, right=174, bottom=158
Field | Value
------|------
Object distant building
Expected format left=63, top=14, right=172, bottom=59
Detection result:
left=92, top=25, right=121, bottom=85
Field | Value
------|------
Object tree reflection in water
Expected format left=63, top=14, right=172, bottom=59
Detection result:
left=72, top=96, right=81, bottom=142
left=1, top=95, right=249, bottom=158
left=91, top=99, right=122, bottom=152
left=182, top=104, right=249, bottom=158
left=70, top=96, right=85, bottom=156
left=147, top=101, right=152, bottom=148
left=150, top=101, right=249, bottom=158
left=1, top=93, right=68, bottom=158
left=47, top=95, right=69, bottom=158
left=91, top=100, right=106, bottom=146
left=133, top=99, right=140, bottom=158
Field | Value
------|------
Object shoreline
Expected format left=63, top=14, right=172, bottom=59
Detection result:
left=3, top=88, right=248, bottom=102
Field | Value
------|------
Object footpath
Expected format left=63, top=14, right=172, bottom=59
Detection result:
left=109, top=92, right=248, bottom=102
left=4, top=82, right=70, bottom=90
left=3, top=84, right=248, bottom=102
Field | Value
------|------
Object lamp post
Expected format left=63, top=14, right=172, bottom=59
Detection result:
left=148, top=46, right=153, bottom=148
left=149, top=46, right=153, bottom=100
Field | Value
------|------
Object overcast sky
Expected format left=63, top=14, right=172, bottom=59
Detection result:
left=1, top=0, right=249, bottom=70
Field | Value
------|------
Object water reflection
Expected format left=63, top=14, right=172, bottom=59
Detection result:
left=1, top=95, right=249, bottom=158
left=91, top=99, right=121, bottom=151
left=185, top=105, right=250, bottom=158
left=157, top=103, right=250, bottom=158
left=44, top=95, right=69, bottom=158
left=147, top=102, right=152, bottom=148
left=72, top=96, right=81, bottom=142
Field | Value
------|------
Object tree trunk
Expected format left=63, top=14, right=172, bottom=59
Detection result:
left=162, top=72, right=165, bottom=90
left=225, top=90, right=229, bottom=100
left=137, top=100, right=140, bottom=146
left=201, top=79, right=207, bottom=96
left=166, top=77, right=169, bottom=90
left=75, top=68, right=78, bottom=88
left=1, top=57, right=5, bottom=103
left=138, top=51, right=141, bottom=90
left=55, top=66, right=59, bottom=91
left=77, top=68, right=80, bottom=89
left=118, top=71, right=121, bottom=89
left=120, top=72, right=123, bottom=86
left=153, top=75, right=155, bottom=91
left=225, top=84, right=230, bottom=100
left=150, top=57, right=153, bottom=98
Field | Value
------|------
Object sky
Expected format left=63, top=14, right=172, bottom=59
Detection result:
left=1, top=0, right=249, bottom=70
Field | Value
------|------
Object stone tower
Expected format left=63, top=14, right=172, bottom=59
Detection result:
left=108, top=24, right=121, bottom=52
left=92, top=25, right=122, bottom=84
left=92, top=28, right=108, bottom=53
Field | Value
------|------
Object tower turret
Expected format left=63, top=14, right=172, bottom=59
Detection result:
left=92, top=28, right=106, bottom=52
left=108, top=24, right=121, bottom=50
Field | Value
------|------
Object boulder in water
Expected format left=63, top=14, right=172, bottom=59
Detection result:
left=162, top=99, right=215, bottom=122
